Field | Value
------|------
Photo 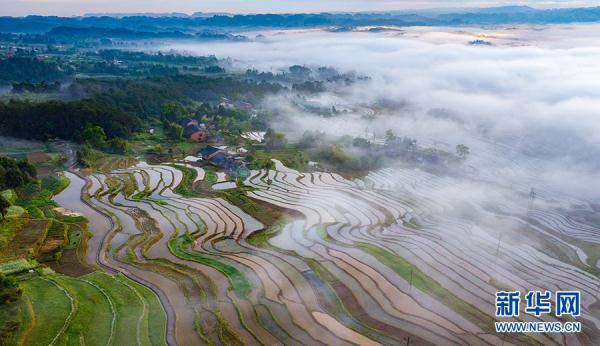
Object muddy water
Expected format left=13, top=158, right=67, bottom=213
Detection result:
left=53, top=171, right=112, bottom=268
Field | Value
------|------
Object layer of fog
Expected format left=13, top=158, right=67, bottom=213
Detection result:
left=162, top=27, right=600, bottom=204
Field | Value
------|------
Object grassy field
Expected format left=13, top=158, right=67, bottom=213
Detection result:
left=250, top=146, right=306, bottom=170
left=18, top=277, right=74, bottom=346
left=204, top=166, right=218, bottom=183
left=16, top=272, right=167, bottom=346
left=168, top=164, right=197, bottom=197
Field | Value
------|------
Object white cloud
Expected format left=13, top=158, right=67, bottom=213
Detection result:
left=164, top=26, right=600, bottom=201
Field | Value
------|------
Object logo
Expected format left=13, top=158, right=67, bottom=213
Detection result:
left=495, top=291, right=520, bottom=317
left=525, top=290, right=551, bottom=316
left=555, top=291, right=580, bottom=317
left=494, top=290, right=581, bottom=333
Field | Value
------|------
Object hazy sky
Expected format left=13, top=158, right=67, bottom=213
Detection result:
left=0, top=0, right=596, bottom=16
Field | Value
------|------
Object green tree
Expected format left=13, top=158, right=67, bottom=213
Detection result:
left=0, top=196, right=10, bottom=217
left=108, top=137, right=129, bottom=155
left=76, top=144, right=96, bottom=168
left=262, top=160, right=275, bottom=171
left=264, top=128, right=287, bottom=150
left=0, top=273, right=22, bottom=343
left=160, top=102, right=188, bottom=123
left=164, top=122, right=183, bottom=140
left=82, top=126, right=106, bottom=147
left=17, top=160, right=36, bottom=181
left=4, top=169, right=24, bottom=188
left=456, top=144, right=470, bottom=159
left=0, top=156, right=36, bottom=189
left=353, top=137, right=370, bottom=148
left=154, top=144, right=164, bottom=155
left=0, top=274, right=21, bottom=304
left=385, top=129, right=398, bottom=146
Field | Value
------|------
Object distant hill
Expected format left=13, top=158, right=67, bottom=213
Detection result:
left=2, top=6, right=600, bottom=34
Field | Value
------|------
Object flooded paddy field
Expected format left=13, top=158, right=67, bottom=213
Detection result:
left=48, top=157, right=600, bottom=345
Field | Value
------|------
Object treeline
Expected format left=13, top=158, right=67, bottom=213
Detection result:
left=11, top=81, right=61, bottom=93
left=0, top=57, right=72, bottom=83
left=0, top=274, right=22, bottom=344
left=74, top=60, right=179, bottom=77
left=0, top=156, right=37, bottom=190
left=0, top=99, right=141, bottom=141
left=68, top=75, right=283, bottom=118
left=0, top=75, right=280, bottom=146
left=95, top=50, right=218, bottom=66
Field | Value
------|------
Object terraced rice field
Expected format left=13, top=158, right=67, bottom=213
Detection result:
left=53, top=158, right=600, bottom=345
left=18, top=272, right=166, bottom=346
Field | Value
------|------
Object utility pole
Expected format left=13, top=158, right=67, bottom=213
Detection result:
left=528, top=187, right=536, bottom=211
left=494, top=234, right=503, bottom=268
left=495, top=238, right=502, bottom=257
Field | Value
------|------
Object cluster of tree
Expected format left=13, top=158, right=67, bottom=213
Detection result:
left=160, top=102, right=189, bottom=123
left=292, top=81, right=326, bottom=93
left=159, top=101, right=268, bottom=143
left=307, top=129, right=468, bottom=172
left=298, top=130, right=328, bottom=148
left=3, top=47, right=37, bottom=57
left=47, top=26, right=193, bottom=40
left=76, top=144, right=99, bottom=168
left=205, top=104, right=264, bottom=135
left=0, top=99, right=141, bottom=142
left=11, top=80, right=61, bottom=93
left=73, top=60, right=179, bottom=77
left=36, top=26, right=247, bottom=44
left=245, top=66, right=352, bottom=87
left=0, top=274, right=22, bottom=344
left=80, top=126, right=130, bottom=154
left=384, top=129, right=417, bottom=154
left=76, top=137, right=129, bottom=168
left=203, top=65, right=225, bottom=74
left=264, top=128, right=288, bottom=149
left=68, top=75, right=283, bottom=119
left=164, top=122, right=183, bottom=140
left=95, top=50, right=218, bottom=66
left=0, top=57, right=73, bottom=83
left=0, top=156, right=37, bottom=191
left=315, top=145, right=383, bottom=172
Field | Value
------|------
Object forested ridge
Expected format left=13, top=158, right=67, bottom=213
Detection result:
left=67, top=75, right=283, bottom=118
left=0, top=73, right=285, bottom=142
left=0, top=58, right=73, bottom=83
left=0, top=99, right=141, bottom=141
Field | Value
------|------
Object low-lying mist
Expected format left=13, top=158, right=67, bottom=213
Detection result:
left=162, top=27, right=600, bottom=203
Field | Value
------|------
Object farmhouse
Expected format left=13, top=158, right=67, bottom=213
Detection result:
left=180, top=118, right=209, bottom=141
left=198, top=145, right=250, bottom=178
left=199, top=145, right=226, bottom=161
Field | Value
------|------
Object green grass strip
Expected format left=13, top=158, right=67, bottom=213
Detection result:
left=169, top=235, right=251, bottom=298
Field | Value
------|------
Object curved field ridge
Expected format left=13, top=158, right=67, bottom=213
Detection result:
left=54, top=160, right=600, bottom=346
left=19, top=272, right=164, bottom=346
